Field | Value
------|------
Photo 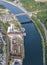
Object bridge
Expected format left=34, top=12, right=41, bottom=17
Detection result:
left=15, top=13, right=26, bottom=17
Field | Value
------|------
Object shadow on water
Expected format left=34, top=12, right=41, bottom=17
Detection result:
left=21, top=21, right=32, bottom=24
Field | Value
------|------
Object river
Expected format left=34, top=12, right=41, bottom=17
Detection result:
left=0, top=1, right=43, bottom=65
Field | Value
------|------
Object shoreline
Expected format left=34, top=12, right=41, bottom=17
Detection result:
left=31, top=17, right=46, bottom=65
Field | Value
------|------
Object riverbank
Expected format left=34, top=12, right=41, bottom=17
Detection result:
left=31, top=16, right=46, bottom=65
left=32, top=15, right=47, bottom=65
left=36, top=11, right=47, bottom=29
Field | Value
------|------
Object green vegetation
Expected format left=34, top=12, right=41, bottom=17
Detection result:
left=20, top=0, right=47, bottom=11
left=13, top=20, right=22, bottom=31
left=0, top=21, right=10, bottom=65
left=36, top=11, right=47, bottom=29
left=3, top=22, right=10, bottom=31
left=6, top=35, right=10, bottom=65
left=3, top=20, right=22, bottom=31
left=0, top=12, right=3, bottom=15
left=32, top=16, right=47, bottom=65
left=8, top=0, right=15, bottom=2
left=0, top=5, right=6, bottom=9
left=32, top=16, right=46, bottom=41
left=0, top=21, right=6, bottom=33
left=0, top=10, right=22, bottom=31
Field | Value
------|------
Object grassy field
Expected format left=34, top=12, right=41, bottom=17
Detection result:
left=20, top=0, right=47, bottom=11
left=36, top=11, right=47, bottom=29
left=19, top=0, right=47, bottom=29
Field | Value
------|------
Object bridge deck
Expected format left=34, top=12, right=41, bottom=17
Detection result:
left=15, top=13, right=26, bottom=17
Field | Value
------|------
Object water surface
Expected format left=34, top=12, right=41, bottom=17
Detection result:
left=0, top=1, right=43, bottom=65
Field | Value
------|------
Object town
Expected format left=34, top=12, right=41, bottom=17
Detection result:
left=0, top=6, right=26, bottom=65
